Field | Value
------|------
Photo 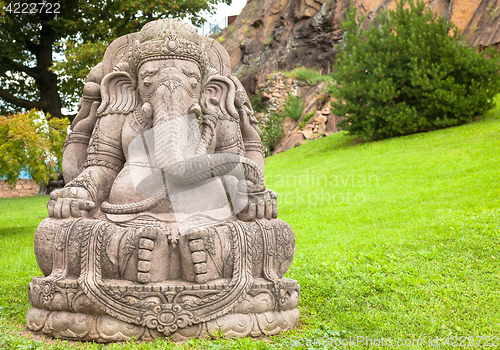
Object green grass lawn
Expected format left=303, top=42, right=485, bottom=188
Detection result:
left=1, top=108, right=500, bottom=349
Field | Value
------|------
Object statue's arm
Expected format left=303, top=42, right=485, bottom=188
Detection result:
left=48, top=113, right=126, bottom=219
left=239, top=109, right=265, bottom=172
left=62, top=63, right=104, bottom=183
left=234, top=101, right=278, bottom=221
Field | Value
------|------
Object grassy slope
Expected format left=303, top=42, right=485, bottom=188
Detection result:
left=268, top=116, right=500, bottom=341
left=1, top=110, right=499, bottom=348
left=0, top=196, right=48, bottom=323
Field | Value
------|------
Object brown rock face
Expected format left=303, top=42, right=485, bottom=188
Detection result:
left=219, top=0, right=344, bottom=94
left=218, top=0, right=495, bottom=94
left=462, top=0, right=500, bottom=51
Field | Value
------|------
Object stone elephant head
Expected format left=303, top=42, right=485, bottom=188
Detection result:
left=94, top=26, right=265, bottom=194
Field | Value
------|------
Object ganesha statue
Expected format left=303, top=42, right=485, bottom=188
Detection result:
left=26, top=19, right=299, bottom=342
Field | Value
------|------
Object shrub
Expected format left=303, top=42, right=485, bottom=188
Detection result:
left=253, top=83, right=306, bottom=155
left=0, top=109, right=69, bottom=186
left=253, top=92, right=302, bottom=156
left=331, top=0, right=500, bottom=141
left=282, top=93, right=305, bottom=121
left=250, top=93, right=266, bottom=113
left=485, top=93, right=500, bottom=119
left=258, top=111, right=284, bottom=156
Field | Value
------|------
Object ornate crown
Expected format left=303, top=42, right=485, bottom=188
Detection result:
left=126, top=19, right=210, bottom=73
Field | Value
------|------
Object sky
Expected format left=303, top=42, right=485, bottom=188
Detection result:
left=193, top=0, right=247, bottom=34
left=205, top=0, right=247, bottom=24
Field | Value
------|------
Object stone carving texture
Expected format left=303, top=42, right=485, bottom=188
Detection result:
left=28, top=19, right=299, bottom=342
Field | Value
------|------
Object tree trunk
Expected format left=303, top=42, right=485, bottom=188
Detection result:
left=37, top=19, right=63, bottom=119
left=39, top=70, right=63, bottom=119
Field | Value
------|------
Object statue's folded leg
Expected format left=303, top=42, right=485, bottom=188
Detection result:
left=34, top=218, right=174, bottom=283
left=179, top=218, right=296, bottom=287
left=34, top=218, right=88, bottom=280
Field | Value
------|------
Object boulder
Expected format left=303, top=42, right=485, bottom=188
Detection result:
left=275, top=132, right=306, bottom=153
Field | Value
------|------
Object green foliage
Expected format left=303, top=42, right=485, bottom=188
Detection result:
left=282, top=93, right=305, bottom=122
left=251, top=93, right=283, bottom=155
left=258, top=110, right=284, bottom=157
left=331, top=0, right=500, bottom=141
left=300, top=111, right=315, bottom=129
left=486, top=3, right=500, bottom=21
left=0, top=0, right=231, bottom=117
left=255, top=92, right=305, bottom=156
left=283, top=68, right=333, bottom=86
left=55, top=40, right=110, bottom=111
left=249, top=94, right=266, bottom=113
left=485, top=93, right=500, bottom=119
left=0, top=110, right=68, bottom=186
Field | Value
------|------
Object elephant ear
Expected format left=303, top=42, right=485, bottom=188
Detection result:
left=97, top=71, right=137, bottom=117
left=203, top=75, right=238, bottom=120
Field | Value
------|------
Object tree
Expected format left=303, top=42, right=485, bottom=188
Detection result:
left=0, top=0, right=230, bottom=119
left=331, top=0, right=500, bottom=141
left=0, top=109, right=68, bottom=186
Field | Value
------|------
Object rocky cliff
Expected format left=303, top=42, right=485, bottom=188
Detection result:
left=217, top=0, right=499, bottom=94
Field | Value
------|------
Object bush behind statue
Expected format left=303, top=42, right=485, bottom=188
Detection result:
left=331, top=0, right=500, bottom=141
left=0, top=110, right=68, bottom=186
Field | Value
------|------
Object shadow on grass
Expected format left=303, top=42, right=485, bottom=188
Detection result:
left=0, top=227, right=36, bottom=238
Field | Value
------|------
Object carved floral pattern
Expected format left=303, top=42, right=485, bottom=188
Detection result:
left=143, top=304, right=195, bottom=334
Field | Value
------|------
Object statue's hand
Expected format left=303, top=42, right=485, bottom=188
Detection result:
left=72, top=101, right=99, bottom=135
left=236, top=187, right=278, bottom=221
left=47, top=187, right=96, bottom=219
